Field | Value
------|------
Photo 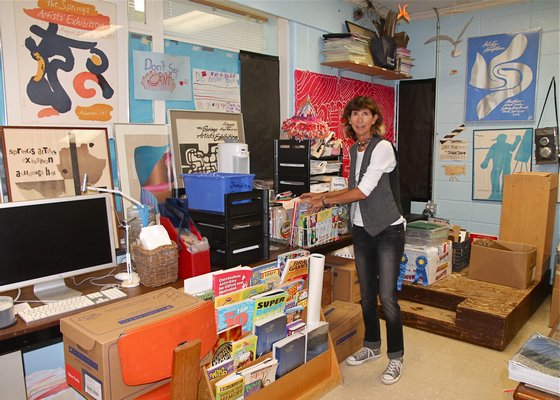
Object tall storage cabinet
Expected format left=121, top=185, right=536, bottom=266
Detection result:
left=500, top=172, right=558, bottom=281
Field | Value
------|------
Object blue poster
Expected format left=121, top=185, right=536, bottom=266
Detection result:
left=129, top=33, right=153, bottom=123
left=466, top=29, right=540, bottom=122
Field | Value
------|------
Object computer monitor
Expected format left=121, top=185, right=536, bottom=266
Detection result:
left=0, top=194, right=117, bottom=301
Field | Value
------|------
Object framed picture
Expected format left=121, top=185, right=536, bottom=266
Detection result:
left=345, top=21, right=377, bottom=39
left=466, top=29, right=540, bottom=122
left=0, top=126, right=113, bottom=202
left=114, top=123, right=173, bottom=204
left=472, top=128, right=533, bottom=201
left=168, top=110, right=245, bottom=184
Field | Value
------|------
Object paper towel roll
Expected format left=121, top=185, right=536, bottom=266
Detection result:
left=307, top=253, right=325, bottom=329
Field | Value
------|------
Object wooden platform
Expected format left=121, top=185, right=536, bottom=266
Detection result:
left=396, top=268, right=552, bottom=351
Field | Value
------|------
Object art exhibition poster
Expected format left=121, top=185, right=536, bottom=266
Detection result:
left=466, top=29, right=540, bottom=122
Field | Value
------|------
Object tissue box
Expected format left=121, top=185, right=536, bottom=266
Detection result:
left=399, top=240, right=452, bottom=286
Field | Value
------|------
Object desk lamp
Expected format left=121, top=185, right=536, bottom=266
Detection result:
left=81, top=174, right=149, bottom=288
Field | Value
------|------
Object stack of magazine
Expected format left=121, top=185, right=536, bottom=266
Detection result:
left=322, top=33, right=370, bottom=63
left=507, top=333, right=560, bottom=396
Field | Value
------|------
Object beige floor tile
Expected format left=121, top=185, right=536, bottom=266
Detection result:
left=320, top=294, right=553, bottom=399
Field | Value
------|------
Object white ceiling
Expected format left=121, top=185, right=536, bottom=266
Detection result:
left=366, top=0, right=529, bottom=19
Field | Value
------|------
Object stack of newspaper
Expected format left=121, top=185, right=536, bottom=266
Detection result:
left=322, top=33, right=370, bottom=63
left=507, top=333, right=560, bottom=396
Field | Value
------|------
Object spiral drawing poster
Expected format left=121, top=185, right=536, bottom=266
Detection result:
left=465, top=29, right=540, bottom=122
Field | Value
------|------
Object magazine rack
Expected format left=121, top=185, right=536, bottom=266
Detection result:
left=199, top=334, right=342, bottom=399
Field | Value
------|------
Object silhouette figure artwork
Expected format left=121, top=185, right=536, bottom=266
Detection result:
left=474, top=129, right=533, bottom=201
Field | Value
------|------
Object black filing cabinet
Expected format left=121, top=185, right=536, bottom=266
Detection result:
left=190, top=190, right=268, bottom=268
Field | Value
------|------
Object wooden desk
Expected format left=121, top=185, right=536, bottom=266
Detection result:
left=513, top=319, right=560, bottom=400
left=0, top=236, right=352, bottom=354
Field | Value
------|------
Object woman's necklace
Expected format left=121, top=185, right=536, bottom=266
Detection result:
left=357, top=137, right=371, bottom=148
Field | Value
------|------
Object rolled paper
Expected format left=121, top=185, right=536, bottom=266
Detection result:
left=307, top=253, right=325, bottom=329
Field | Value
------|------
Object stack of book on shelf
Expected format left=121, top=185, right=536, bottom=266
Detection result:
left=185, top=250, right=331, bottom=399
left=396, top=47, right=414, bottom=75
left=322, top=33, right=370, bottom=63
left=507, top=333, right=560, bottom=396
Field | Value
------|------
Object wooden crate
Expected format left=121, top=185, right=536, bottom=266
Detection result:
left=500, top=172, right=558, bottom=281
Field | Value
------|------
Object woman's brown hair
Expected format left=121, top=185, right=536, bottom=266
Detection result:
left=342, top=96, right=386, bottom=141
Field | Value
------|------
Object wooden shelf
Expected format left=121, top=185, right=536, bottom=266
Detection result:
left=321, top=60, right=412, bottom=80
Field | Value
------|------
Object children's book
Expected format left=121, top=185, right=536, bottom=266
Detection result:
left=277, top=249, right=309, bottom=277
left=279, top=278, right=306, bottom=307
left=206, top=358, right=235, bottom=383
left=253, top=313, right=287, bottom=357
left=279, top=256, right=309, bottom=284
left=216, top=297, right=256, bottom=337
left=214, top=372, right=245, bottom=400
left=252, top=289, right=288, bottom=322
left=211, top=324, right=243, bottom=366
left=238, top=357, right=278, bottom=396
left=305, top=321, right=329, bottom=362
left=232, top=334, right=258, bottom=369
left=212, top=266, right=253, bottom=297
left=214, top=283, right=271, bottom=308
left=184, top=270, right=221, bottom=297
left=251, top=261, right=281, bottom=287
left=273, top=332, right=306, bottom=378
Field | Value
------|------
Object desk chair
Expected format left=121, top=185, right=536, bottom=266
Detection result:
left=117, top=300, right=216, bottom=399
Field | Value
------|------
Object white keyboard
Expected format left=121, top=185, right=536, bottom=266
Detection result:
left=18, top=288, right=127, bottom=323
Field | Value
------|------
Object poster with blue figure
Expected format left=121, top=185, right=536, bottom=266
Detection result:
left=473, top=128, right=533, bottom=201
left=466, top=29, right=540, bottom=122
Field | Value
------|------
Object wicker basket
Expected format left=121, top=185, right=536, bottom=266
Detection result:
left=131, top=243, right=179, bottom=287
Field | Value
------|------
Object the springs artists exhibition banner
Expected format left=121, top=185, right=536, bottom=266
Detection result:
left=466, top=29, right=540, bottom=122
left=15, top=0, right=118, bottom=124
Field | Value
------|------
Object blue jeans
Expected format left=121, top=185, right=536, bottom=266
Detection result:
left=351, top=223, right=405, bottom=360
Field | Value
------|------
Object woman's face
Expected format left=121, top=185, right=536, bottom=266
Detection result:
left=349, top=108, right=378, bottom=139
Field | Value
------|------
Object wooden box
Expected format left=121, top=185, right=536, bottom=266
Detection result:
left=500, top=172, right=558, bottom=281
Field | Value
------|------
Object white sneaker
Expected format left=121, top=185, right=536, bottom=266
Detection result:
left=381, top=358, right=403, bottom=384
left=345, top=346, right=381, bottom=366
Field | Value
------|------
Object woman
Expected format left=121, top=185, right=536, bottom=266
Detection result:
left=301, top=96, right=405, bottom=384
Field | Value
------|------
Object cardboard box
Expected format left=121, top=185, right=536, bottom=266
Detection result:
left=60, top=287, right=216, bottom=400
left=326, top=256, right=360, bottom=303
left=398, top=240, right=452, bottom=287
left=550, top=268, right=560, bottom=327
left=469, top=240, right=537, bottom=289
left=500, top=172, right=558, bottom=281
left=323, top=301, right=364, bottom=363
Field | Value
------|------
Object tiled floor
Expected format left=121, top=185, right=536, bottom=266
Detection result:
left=320, top=295, right=553, bottom=400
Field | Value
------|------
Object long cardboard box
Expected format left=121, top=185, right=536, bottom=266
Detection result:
left=469, top=240, right=536, bottom=289
left=323, top=300, right=364, bottom=363
left=60, top=287, right=216, bottom=399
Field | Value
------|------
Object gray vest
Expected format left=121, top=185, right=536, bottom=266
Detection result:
left=349, top=136, right=402, bottom=237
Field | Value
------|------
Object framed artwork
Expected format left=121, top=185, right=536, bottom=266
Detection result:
left=0, top=126, right=113, bottom=202
left=345, top=21, right=377, bottom=39
left=114, top=123, right=173, bottom=204
left=168, top=110, right=245, bottom=183
left=466, top=29, right=540, bottom=122
left=472, top=128, right=533, bottom=201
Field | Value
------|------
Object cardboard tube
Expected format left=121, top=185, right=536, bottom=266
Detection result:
left=307, top=253, right=325, bottom=329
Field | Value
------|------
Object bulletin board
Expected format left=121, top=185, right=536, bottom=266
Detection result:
left=163, top=39, right=240, bottom=118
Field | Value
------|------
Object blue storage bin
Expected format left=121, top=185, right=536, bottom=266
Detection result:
left=182, top=172, right=255, bottom=213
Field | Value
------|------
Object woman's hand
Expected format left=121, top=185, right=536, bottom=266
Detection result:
left=299, top=192, right=322, bottom=200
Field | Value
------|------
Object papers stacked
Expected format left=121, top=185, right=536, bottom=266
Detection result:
left=396, top=47, right=414, bottom=75
left=322, top=33, right=370, bottom=63
left=507, top=333, right=560, bottom=396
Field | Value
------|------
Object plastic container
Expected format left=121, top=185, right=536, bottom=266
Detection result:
left=405, top=221, right=450, bottom=246
left=182, top=172, right=255, bottom=213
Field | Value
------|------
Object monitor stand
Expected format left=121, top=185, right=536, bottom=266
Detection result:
left=33, top=279, right=82, bottom=301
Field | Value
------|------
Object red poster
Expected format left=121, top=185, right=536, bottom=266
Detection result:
left=294, top=70, right=395, bottom=177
